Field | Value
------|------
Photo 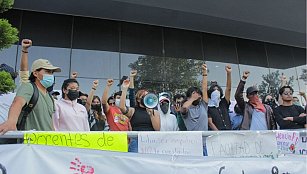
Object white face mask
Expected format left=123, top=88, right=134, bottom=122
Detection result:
left=115, top=99, right=130, bottom=107
left=208, top=90, right=221, bottom=107
left=115, top=99, right=121, bottom=107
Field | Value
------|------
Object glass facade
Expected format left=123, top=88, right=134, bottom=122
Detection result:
left=0, top=10, right=306, bottom=104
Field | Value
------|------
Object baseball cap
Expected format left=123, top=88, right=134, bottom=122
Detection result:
left=31, top=59, right=61, bottom=73
left=246, top=86, right=258, bottom=96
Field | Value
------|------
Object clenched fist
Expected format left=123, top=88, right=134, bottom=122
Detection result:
left=106, top=79, right=114, bottom=86
left=22, top=39, right=32, bottom=50
left=242, top=71, right=250, bottom=80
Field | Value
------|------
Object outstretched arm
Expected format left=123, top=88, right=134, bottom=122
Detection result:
left=85, top=80, right=99, bottom=112
left=235, top=71, right=250, bottom=112
left=202, top=64, right=208, bottom=103
left=19, top=39, right=32, bottom=83
left=101, top=79, right=114, bottom=113
left=225, top=65, right=232, bottom=103
left=120, top=80, right=135, bottom=118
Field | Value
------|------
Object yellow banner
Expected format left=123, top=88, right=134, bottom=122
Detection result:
left=24, top=132, right=128, bottom=152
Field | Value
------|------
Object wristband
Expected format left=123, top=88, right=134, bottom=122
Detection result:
left=22, top=50, right=28, bottom=53
left=92, top=87, right=96, bottom=90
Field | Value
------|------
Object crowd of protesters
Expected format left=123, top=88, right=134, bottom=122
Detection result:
left=0, top=39, right=306, bottom=151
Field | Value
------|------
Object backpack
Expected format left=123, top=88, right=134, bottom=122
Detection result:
left=16, top=82, right=54, bottom=130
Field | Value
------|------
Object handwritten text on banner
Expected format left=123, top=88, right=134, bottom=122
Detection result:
left=206, top=132, right=278, bottom=158
left=138, top=132, right=203, bottom=156
left=24, top=132, right=128, bottom=152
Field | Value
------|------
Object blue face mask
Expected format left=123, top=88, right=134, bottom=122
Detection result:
left=40, top=74, right=54, bottom=89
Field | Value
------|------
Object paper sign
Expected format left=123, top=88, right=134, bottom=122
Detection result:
left=206, top=132, right=278, bottom=158
left=296, top=135, right=307, bottom=155
left=138, top=132, right=203, bottom=156
left=24, top=132, right=128, bottom=152
left=275, top=131, right=300, bottom=154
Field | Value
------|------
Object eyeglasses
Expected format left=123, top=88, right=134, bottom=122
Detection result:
left=109, top=102, right=115, bottom=106
left=283, top=92, right=293, bottom=96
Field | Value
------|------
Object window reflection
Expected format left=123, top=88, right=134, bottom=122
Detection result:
left=16, top=46, right=71, bottom=77
left=0, top=45, right=18, bottom=68
left=71, top=49, right=120, bottom=79
left=238, top=64, right=270, bottom=100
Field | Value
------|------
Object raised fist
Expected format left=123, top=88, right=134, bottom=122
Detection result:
left=92, top=80, right=99, bottom=88
left=71, top=72, right=78, bottom=79
left=106, top=79, right=114, bottom=86
left=130, top=69, right=137, bottom=77
left=242, top=71, right=250, bottom=79
left=22, top=39, right=32, bottom=49
left=122, top=79, right=130, bottom=90
left=202, top=64, right=207, bottom=76
left=225, top=65, right=232, bottom=73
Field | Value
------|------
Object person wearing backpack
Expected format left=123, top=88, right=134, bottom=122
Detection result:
left=0, top=59, right=61, bottom=134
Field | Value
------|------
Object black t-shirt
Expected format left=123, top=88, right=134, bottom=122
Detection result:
left=208, top=98, right=231, bottom=130
left=274, top=105, right=306, bottom=129
left=130, top=107, right=155, bottom=131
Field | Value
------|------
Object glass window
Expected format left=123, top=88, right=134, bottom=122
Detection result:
left=71, top=49, right=120, bottom=79
left=20, top=11, right=72, bottom=48
left=73, top=17, right=119, bottom=52
left=266, top=44, right=300, bottom=96
left=292, top=47, right=306, bottom=92
left=73, top=78, right=120, bottom=100
left=121, top=22, right=163, bottom=56
left=16, top=46, right=71, bottom=77
left=121, top=53, right=165, bottom=92
left=164, top=28, right=203, bottom=59
left=0, top=45, right=18, bottom=68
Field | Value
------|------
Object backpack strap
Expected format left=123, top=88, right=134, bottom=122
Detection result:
left=17, top=82, right=39, bottom=130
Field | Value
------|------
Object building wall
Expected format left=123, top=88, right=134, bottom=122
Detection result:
left=0, top=10, right=306, bottom=102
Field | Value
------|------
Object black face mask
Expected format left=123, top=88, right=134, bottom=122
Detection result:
left=77, top=99, right=86, bottom=106
left=91, top=104, right=102, bottom=112
left=160, top=103, right=169, bottom=114
left=67, top=89, right=79, bottom=101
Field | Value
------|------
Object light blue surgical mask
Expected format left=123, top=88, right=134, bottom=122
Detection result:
left=208, top=90, right=221, bottom=107
left=39, top=74, right=54, bottom=88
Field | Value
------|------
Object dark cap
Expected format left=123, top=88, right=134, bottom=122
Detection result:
left=246, top=86, right=258, bottom=95
left=117, top=76, right=129, bottom=86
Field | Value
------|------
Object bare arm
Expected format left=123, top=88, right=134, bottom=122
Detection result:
left=20, top=39, right=32, bottom=71
left=202, top=64, right=208, bottom=103
left=225, top=65, right=232, bottom=103
left=120, top=80, right=135, bottom=118
left=102, top=79, right=114, bottom=113
left=147, top=109, right=160, bottom=131
left=85, top=80, right=99, bottom=112
left=0, top=97, right=26, bottom=134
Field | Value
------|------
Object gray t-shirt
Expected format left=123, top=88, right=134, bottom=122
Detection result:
left=182, top=100, right=208, bottom=131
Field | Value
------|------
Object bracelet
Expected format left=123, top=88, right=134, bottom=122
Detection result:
left=203, top=74, right=208, bottom=76
left=22, top=50, right=28, bottom=53
left=92, top=87, right=96, bottom=90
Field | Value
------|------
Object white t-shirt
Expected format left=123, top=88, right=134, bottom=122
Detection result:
left=0, top=92, right=16, bottom=124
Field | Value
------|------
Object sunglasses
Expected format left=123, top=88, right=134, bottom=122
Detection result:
left=283, top=92, right=293, bottom=96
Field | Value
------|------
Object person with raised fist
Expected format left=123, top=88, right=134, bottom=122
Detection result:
left=207, top=65, right=232, bottom=131
left=235, top=71, right=277, bottom=130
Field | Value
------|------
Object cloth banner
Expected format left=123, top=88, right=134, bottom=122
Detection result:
left=0, top=144, right=305, bottom=174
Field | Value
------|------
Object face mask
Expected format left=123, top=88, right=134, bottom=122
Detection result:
left=91, top=104, right=102, bottom=112
left=67, top=89, right=79, bottom=101
left=160, top=102, right=169, bottom=114
left=208, top=90, right=221, bottom=107
left=115, top=99, right=121, bottom=107
left=39, top=74, right=54, bottom=89
left=77, top=99, right=87, bottom=106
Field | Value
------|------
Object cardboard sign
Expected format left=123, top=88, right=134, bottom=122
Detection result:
left=138, top=132, right=203, bottom=156
left=206, top=132, right=278, bottom=158
left=24, top=132, right=128, bottom=152
left=296, top=135, right=307, bottom=155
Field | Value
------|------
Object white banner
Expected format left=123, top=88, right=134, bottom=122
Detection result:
left=0, top=144, right=305, bottom=174
left=138, top=131, right=203, bottom=156
left=296, top=135, right=307, bottom=155
left=206, top=131, right=278, bottom=158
